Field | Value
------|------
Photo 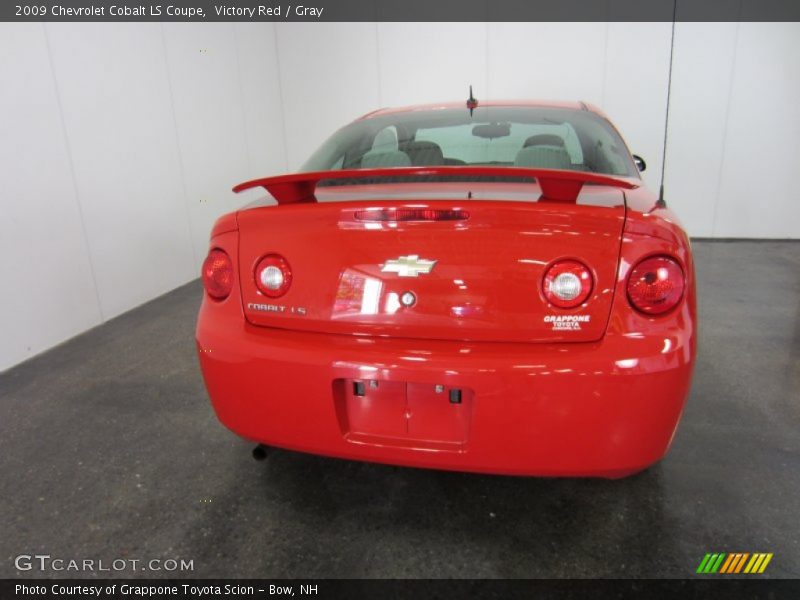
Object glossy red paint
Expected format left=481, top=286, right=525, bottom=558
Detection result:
left=237, top=198, right=624, bottom=344
left=196, top=104, right=697, bottom=478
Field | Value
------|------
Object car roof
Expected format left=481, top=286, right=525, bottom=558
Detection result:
left=357, top=100, right=608, bottom=121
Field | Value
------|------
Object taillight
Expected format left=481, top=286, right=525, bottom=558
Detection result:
left=627, top=256, right=685, bottom=315
left=254, top=254, right=292, bottom=297
left=354, top=208, right=469, bottom=222
left=542, top=260, right=593, bottom=308
left=202, top=249, right=233, bottom=300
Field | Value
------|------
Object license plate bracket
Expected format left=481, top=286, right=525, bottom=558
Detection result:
left=333, top=379, right=474, bottom=451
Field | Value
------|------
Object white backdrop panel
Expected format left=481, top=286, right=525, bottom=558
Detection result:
left=162, top=22, right=270, bottom=268
left=486, top=23, right=607, bottom=101
left=664, top=22, right=739, bottom=237
left=276, top=23, right=381, bottom=170
left=377, top=23, right=488, bottom=107
left=602, top=22, right=672, bottom=193
left=46, top=23, right=195, bottom=320
left=713, top=22, right=800, bottom=238
left=234, top=23, right=289, bottom=180
left=0, top=24, right=102, bottom=371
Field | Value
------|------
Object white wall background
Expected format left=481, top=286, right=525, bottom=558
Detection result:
left=1, top=21, right=798, bottom=371
left=0, top=22, right=285, bottom=372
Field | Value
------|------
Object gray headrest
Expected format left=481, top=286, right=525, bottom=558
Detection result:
left=399, top=141, right=445, bottom=166
left=514, top=146, right=572, bottom=170
left=524, top=134, right=566, bottom=148
left=361, top=151, right=412, bottom=169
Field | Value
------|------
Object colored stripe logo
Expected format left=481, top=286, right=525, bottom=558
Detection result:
left=696, top=553, right=773, bottom=574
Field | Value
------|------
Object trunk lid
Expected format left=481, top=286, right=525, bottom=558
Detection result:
left=237, top=183, right=625, bottom=343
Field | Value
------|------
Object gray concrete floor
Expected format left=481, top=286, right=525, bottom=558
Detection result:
left=1, top=241, right=798, bottom=579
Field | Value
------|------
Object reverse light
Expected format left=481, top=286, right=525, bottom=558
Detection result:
left=354, top=208, right=469, bottom=222
left=543, top=260, right=593, bottom=308
left=255, top=254, right=292, bottom=298
left=202, top=249, right=233, bottom=300
left=627, top=256, right=685, bottom=315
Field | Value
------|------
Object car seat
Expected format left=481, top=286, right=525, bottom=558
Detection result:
left=361, top=151, right=412, bottom=168
left=399, top=141, right=445, bottom=166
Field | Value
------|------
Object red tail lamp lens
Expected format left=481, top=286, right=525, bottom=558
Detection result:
left=354, top=208, right=469, bottom=222
left=627, top=256, right=685, bottom=315
left=202, top=249, right=233, bottom=300
left=543, top=260, right=593, bottom=308
left=255, top=254, right=292, bottom=298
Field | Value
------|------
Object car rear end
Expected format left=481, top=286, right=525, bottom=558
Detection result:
left=195, top=103, right=696, bottom=478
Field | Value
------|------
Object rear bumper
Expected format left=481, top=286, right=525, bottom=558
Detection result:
left=196, top=311, right=695, bottom=478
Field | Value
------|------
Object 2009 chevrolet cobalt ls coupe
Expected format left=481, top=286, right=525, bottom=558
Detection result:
left=196, top=100, right=696, bottom=478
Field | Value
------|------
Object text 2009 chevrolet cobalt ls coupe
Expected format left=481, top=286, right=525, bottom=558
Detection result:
left=196, top=100, right=696, bottom=478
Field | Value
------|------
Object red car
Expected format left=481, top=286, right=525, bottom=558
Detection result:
left=196, top=99, right=696, bottom=478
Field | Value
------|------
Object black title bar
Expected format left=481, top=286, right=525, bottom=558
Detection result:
left=3, top=579, right=800, bottom=600
left=3, top=0, right=800, bottom=22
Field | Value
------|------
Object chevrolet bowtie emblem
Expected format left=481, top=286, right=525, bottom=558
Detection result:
left=381, top=255, right=437, bottom=277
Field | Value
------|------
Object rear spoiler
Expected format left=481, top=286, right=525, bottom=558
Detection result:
left=232, top=166, right=638, bottom=205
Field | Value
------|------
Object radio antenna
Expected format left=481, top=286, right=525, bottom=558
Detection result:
left=466, top=85, right=478, bottom=117
left=658, top=0, right=677, bottom=208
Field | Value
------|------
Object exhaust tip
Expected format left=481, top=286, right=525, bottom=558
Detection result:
left=252, top=444, right=272, bottom=461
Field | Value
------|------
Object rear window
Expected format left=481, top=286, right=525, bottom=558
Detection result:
left=301, top=105, right=638, bottom=178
